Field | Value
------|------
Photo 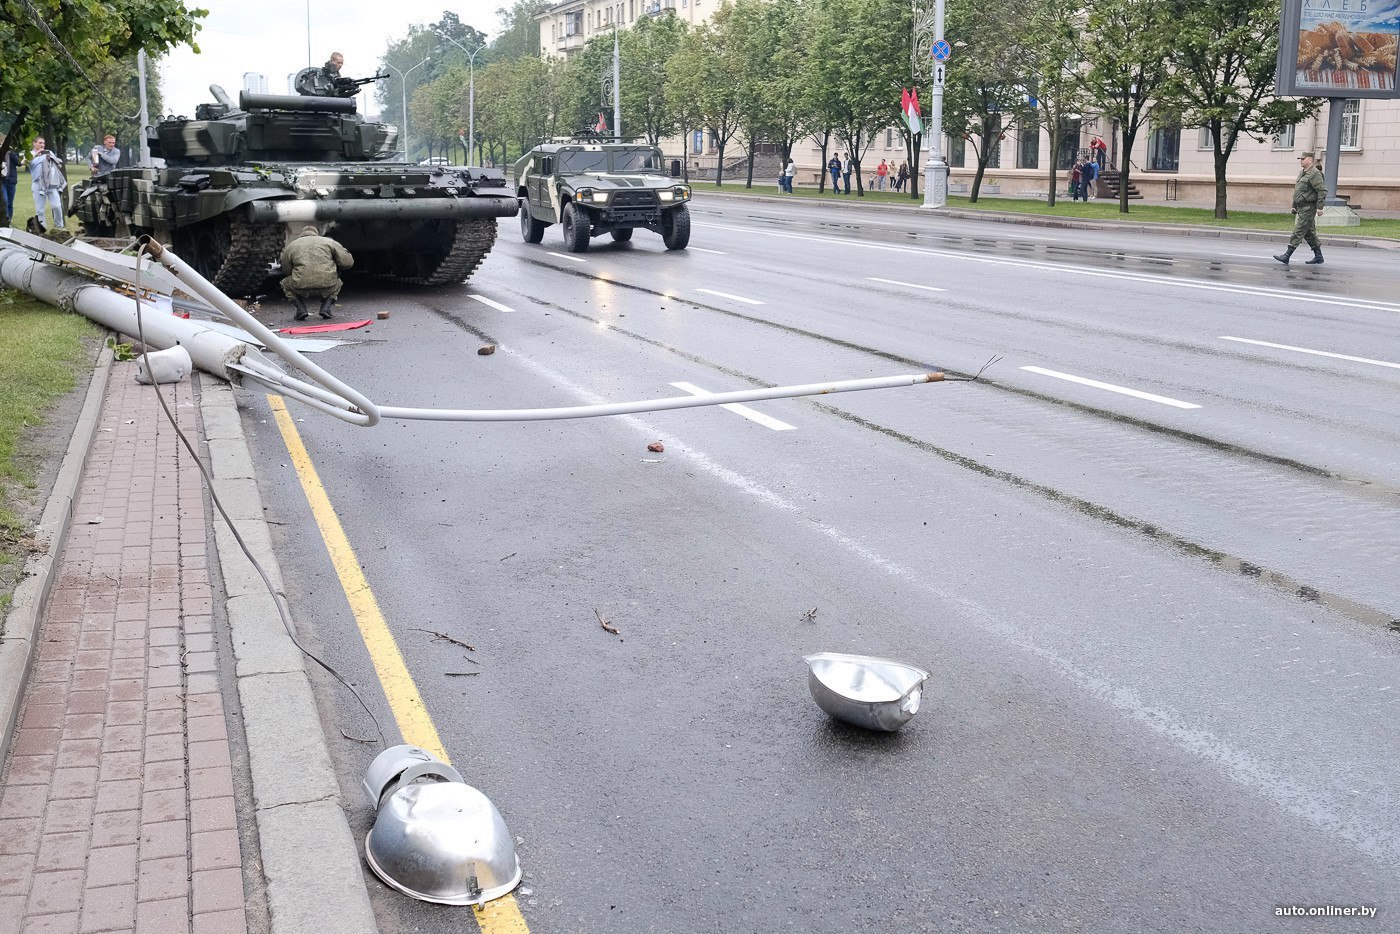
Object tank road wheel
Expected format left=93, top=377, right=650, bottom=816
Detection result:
left=383, top=218, right=499, bottom=286
left=661, top=205, right=691, bottom=251
left=173, top=214, right=284, bottom=298
left=561, top=203, right=591, bottom=253
left=520, top=201, right=547, bottom=244
left=610, top=228, right=634, bottom=243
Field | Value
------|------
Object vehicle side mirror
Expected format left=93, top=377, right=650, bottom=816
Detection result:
left=670, top=160, right=681, bottom=178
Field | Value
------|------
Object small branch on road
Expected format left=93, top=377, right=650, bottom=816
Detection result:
left=410, top=627, right=477, bottom=652
left=595, top=608, right=620, bottom=635
left=500, top=552, right=517, bottom=561
left=445, top=671, right=480, bottom=677
left=340, top=729, right=377, bottom=744
left=800, top=607, right=818, bottom=624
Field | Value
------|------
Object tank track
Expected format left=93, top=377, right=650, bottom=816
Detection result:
left=387, top=218, right=498, bottom=286
left=215, top=218, right=285, bottom=297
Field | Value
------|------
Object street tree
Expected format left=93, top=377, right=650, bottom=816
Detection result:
left=0, top=0, right=204, bottom=159
left=1164, top=0, right=1319, bottom=218
left=1020, top=0, right=1087, bottom=206
left=807, top=0, right=899, bottom=195
left=620, top=12, right=688, bottom=147
left=1075, top=0, right=1174, bottom=213
left=492, top=0, right=551, bottom=61
left=666, top=21, right=743, bottom=185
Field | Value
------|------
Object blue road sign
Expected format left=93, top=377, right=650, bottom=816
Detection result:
left=931, top=39, right=952, bottom=62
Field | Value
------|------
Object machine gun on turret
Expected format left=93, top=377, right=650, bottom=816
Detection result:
left=294, top=66, right=389, bottom=99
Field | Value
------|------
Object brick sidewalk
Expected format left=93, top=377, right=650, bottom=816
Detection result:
left=0, top=374, right=248, bottom=934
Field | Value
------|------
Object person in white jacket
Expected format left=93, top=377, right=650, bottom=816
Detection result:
left=783, top=158, right=796, bottom=193
left=28, top=137, right=66, bottom=231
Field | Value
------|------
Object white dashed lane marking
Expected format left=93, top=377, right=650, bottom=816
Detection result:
left=696, top=288, right=764, bottom=305
left=867, top=277, right=947, bottom=293
left=546, top=251, right=587, bottom=263
left=669, top=382, right=797, bottom=431
left=1220, top=336, right=1400, bottom=371
left=1021, top=366, right=1202, bottom=410
left=470, top=295, right=515, bottom=313
left=689, top=247, right=729, bottom=255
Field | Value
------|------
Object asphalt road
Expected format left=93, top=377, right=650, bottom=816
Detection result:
left=233, top=195, right=1400, bottom=934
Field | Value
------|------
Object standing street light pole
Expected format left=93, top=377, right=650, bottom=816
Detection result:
left=913, top=0, right=948, bottom=208
left=437, top=33, right=486, bottom=165
left=386, top=56, right=430, bottom=163
left=136, top=48, right=151, bottom=167
left=613, top=26, right=621, bottom=139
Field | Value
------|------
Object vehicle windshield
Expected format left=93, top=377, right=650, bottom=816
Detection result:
left=559, top=150, right=611, bottom=174
left=558, top=148, right=663, bottom=174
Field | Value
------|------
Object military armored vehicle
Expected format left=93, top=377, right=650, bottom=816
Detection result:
left=70, top=83, right=518, bottom=296
left=513, top=138, right=691, bottom=253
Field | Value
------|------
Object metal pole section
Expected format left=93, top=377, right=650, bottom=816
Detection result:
left=922, top=0, right=947, bottom=208
left=135, top=49, right=151, bottom=167
left=386, top=57, right=430, bottom=162
left=1323, top=97, right=1345, bottom=202
left=437, top=34, right=484, bottom=166
left=613, top=27, right=622, bottom=140
left=306, top=0, right=312, bottom=68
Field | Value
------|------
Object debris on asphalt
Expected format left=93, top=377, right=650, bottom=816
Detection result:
left=340, top=729, right=377, bottom=744
left=641, top=458, right=661, bottom=464
left=278, top=319, right=373, bottom=335
left=800, top=607, right=818, bottom=624
left=478, top=344, right=496, bottom=355
left=500, top=552, right=517, bottom=561
left=377, top=310, right=390, bottom=320
left=647, top=441, right=665, bottom=453
left=444, top=671, right=480, bottom=677
left=410, top=627, right=477, bottom=652
left=595, top=608, right=620, bottom=635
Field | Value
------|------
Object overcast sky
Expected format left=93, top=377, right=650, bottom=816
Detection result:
left=160, top=0, right=505, bottom=119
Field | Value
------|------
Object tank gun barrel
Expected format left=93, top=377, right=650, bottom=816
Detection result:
left=239, top=91, right=357, bottom=114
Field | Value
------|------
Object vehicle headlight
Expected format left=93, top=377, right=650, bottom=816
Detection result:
left=669, top=186, right=690, bottom=202
left=658, top=189, right=674, bottom=202
left=590, top=191, right=610, bottom=204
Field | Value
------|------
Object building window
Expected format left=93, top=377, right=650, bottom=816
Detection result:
left=566, top=10, right=582, bottom=34
left=886, top=128, right=895, bottom=148
left=947, top=136, right=965, bottom=168
left=692, top=131, right=703, bottom=154
left=1272, top=124, right=1296, bottom=150
left=1147, top=124, right=1180, bottom=171
left=1017, top=123, right=1038, bottom=169
left=1056, top=117, right=1080, bottom=169
left=1341, top=99, right=1361, bottom=150
left=1197, top=126, right=1214, bottom=150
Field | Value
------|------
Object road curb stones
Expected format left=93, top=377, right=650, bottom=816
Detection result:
left=198, top=377, right=379, bottom=934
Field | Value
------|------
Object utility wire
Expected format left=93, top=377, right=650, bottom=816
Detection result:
left=132, top=245, right=388, bottom=747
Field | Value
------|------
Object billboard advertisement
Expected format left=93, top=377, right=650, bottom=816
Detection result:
left=1277, top=0, right=1400, bottom=98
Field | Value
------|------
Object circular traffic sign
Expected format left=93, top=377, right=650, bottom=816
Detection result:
left=931, top=39, right=952, bottom=62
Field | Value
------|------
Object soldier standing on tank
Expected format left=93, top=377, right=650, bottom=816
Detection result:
left=279, top=225, right=354, bottom=320
left=1274, top=151, right=1326, bottom=266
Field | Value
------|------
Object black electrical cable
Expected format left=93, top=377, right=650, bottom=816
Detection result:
left=16, top=0, right=144, bottom=121
left=131, top=244, right=387, bottom=747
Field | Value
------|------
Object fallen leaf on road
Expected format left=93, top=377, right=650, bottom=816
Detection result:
left=647, top=441, right=665, bottom=453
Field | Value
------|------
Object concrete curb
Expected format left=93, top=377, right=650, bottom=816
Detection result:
left=695, top=188, right=1400, bottom=251
left=198, top=378, right=379, bottom=934
left=0, top=346, right=113, bottom=766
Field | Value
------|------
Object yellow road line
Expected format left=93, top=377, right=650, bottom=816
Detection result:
left=268, top=395, right=531, bottom=933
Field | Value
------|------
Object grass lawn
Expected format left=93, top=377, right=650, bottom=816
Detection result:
left=1, top=189, right=98, bottom=596
left=695, top=180, right=1400, bottom=240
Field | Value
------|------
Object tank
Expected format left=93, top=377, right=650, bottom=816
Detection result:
left=69, top=83, right=518, bottom=296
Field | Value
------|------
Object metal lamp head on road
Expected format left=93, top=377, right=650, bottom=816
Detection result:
left=803, top=652, right=930, bottom=732
left=362, top=745, right=522, bottom=906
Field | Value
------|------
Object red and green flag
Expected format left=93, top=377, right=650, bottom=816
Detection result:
left=902, top=88, right=923, bottom=136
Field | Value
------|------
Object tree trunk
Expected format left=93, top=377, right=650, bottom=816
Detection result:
left=815, top=131, right=830, bottom=194
left=744, top=137, right=755, bottom=189
left=714, top=134, right=726, bottom=186
left=1046, top=118, right=1060, bottom=208
left=1212, top=143, right=1229, bottom=219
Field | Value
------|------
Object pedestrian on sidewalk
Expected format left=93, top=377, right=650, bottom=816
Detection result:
left=828, top=154, right=842, bottom=193
left=1083, top=157, right=1099, bottom=199
left=1274, top=151, right=1326, bottom=266
left=27, top=137, right=66, bottom=232
left=876, top=159, right=889, bottom=190
left=0, top=136, right=19, bottom=224
left=1070, top=158, right=1084, bottom=201
left=279, top=225, right=354, bottom=320
left=896, top=161, right=909, bottom=193
left=783, top=157, right=796, bottom=193
left=843, top=155, right=853, bottom=195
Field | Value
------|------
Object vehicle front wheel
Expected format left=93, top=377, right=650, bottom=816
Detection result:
left=661, top=204, right=691, bottom=251
left=520, top=200, right=547, bottom=243
left=562, top=203, right=591, bottom=253
left=610, top=227, right=634, bottom=243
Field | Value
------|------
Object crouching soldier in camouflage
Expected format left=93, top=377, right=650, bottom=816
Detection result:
left=279, top=225, right=354, bottom=320
left=1274, top=151, right=1326, bottom=266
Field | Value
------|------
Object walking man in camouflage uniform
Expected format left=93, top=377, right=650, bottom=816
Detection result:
left=1274, top=151, right=1326, bottom=266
